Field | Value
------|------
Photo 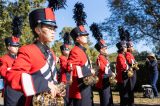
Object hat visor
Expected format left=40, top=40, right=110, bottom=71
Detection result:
left=102, top=45, right=107, bottom=49
left=10, top=43, right=20, bottom=47
left=79, top=32, right=89, bottom=36
left=41, top=21, right=57, bottom=28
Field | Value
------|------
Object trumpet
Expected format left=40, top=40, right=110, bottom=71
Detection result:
left=32, top=83, right=66, bottom=106
left=109, top=73, right=117, bottom=86
left=127, top=67, right=134, bottom=78
left=132, top=62, right=139, bottom=71
left=127, top=62, right=139, bottom=78
left=83, top=63, right=99, bottom=86
left=83, top=75, right=99, bottom=86
left=56, top=83, right=66, bottom=106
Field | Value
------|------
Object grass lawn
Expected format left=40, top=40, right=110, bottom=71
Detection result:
left=93, top=91, right=160, bottom=106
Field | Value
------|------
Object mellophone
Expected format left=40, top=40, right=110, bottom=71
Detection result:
left=109, top=73, right=117, bottom=86
left=83, top=75, right=99, bottom=86
left=32, top=83, right=66, bottom=106
left=127, top=62, right=139, bottom=77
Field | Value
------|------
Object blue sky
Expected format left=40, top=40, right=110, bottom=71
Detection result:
left=54, top=0, right=152, bottom=53
left=54, top=0, right=109, bottom=40
left=10, top=0, right=153, bottom=53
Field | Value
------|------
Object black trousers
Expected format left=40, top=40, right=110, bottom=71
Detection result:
left=68, top=86, right=93, bottom=106
left=99, top=78, right=114, bottom=106
left=4, top=85, right=25, bottom=106
left=99, top=87, right=114, bottom=106
left=64, top=85, right=70, bottom=106
left=118, top=78, right=135, bottom=106
left=130, top=71, right=137, bottom=91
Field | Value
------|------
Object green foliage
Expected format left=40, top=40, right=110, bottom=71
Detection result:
left=0, top=1, right=11, bottom=55
left=108, top=53, right=117, bottom=63
left=0, top=0, right=46, bottom=56
left=86, top=47, right=99, bottom=64
left=52, top=40, right=63, bottom=57
left=134, top=51, right=148, bottom=62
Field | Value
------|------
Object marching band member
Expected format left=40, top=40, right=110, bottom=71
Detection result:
left=125, top=30, right=138, bottom=105
left=0, top=16, right=25, bottom=106
left=116, top=26, right=130, bottom=106
left=90, top=23, right=114, bottom=106
left=67, top=2, right=94, bottom=106
left=59, top=32, right=71, bottom=105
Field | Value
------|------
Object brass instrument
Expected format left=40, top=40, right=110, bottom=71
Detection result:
left=127, top=62, right=139, bottom=77
left=83, top=75, right=99, bottom=86
left=109, top=73, right=117, bottom=86
left=32, top=83, right=66, bottom=106
left=127, top=67, right=134, bottom=77
left=83, top=59, right=99, bottom=86
left=109, top=64, right=117, bottom=85
left=132, top=62, right=139, bottom=71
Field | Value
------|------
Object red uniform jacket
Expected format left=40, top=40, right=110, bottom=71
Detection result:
left=0, top=54, right=15, bottom=78
left=67, top=43, right=92, bottom=99
left=59, top=55, right=68, bottom=83
left=0, top=54, right=16, bottom=97
left=116, top=53, right=128, bottom=83
left=0, top=43, right=57, bottom=97
left=96, top=54, right=111, bottom=89
left=125, top=52, right=135, bottom=65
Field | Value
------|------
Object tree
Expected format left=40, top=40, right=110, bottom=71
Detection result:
left=0, top=0, right=45, bottom=55
left=101, top=0, right=160, bottom=50
left=52, top=40, right=63, bottom=57
left=0, top=1, right=11, bottom=55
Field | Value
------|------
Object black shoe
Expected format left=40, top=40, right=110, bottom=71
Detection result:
left=154, top=95, right=160, bottom=98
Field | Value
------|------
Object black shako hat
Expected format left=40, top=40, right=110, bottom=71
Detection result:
left=116, top=41, right=127, bottom=50
left=29, top=8, right=57, bottom=30
left=5, top=16, right=23, bottom=47
left=60, top=44, right=70, bottom=51
left=5, top=37, right=20, bottom=47
left=94, top=39, right=107, bottom=51
left=70, top=25, right=89, bottom=41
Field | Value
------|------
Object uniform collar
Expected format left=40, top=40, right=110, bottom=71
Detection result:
left=9, top=53, right=16, bottom=59
left=75, top=42, right=86, bottom=51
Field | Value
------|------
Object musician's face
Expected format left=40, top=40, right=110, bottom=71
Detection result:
left=128, top=46, right=134, bottom=52
left=76, top=35, right=88, bottom=45
left=35, top=24, right=56, bottom=43
left=62, top=50, right=70, bottom=56
left=100, top=47, right=108, bottom=55
left=8, top=46, right=19, bottom=54
left=123, top=47, right=127, bottom=52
